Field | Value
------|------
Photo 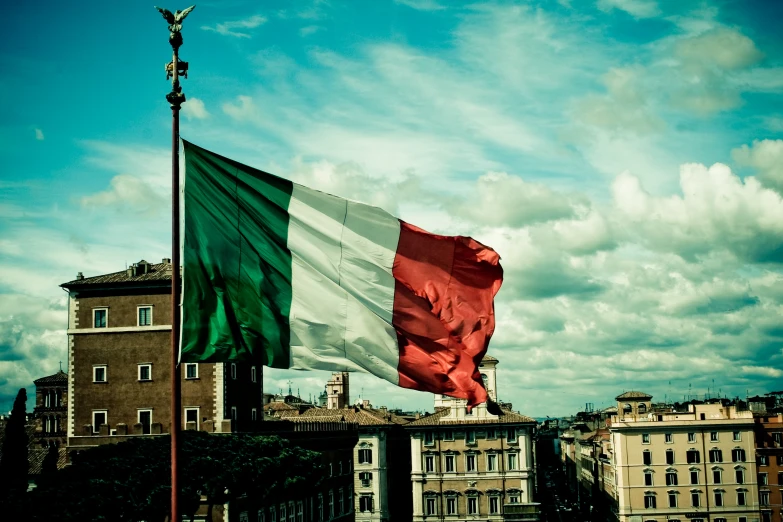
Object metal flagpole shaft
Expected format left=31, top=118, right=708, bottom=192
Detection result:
left=155, top=6, right=194, bottom=521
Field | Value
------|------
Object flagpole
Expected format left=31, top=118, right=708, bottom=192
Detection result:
left=156, top=6, right=194, bottom=521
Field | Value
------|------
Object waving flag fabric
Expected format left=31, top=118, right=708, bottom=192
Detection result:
left=181, top=141, right=503, bottom=405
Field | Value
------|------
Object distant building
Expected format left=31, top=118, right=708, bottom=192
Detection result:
left=611, top=391, right=759, bottom=522
left=32, top=370, right=68, bottom=448
left=327, top=372, right=350, bottom=410
left=754, top=413, right=782, bottom=522
left=406, top=355, right=539, bottom=521
left=61, top=259, right=264, bottom=455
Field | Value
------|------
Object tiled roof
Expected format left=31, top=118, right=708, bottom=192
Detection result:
left=405, top=407, right=535, bottom=427
left=264, top=402, right=298, bottom=412
left=615, top=391, right=653, bottom=400
left=61, top=260, right=173, bottom=288
left=0, top=423, right=67, bottom=475
left=481, top=354, right=498, bottom=362
left=294, top=406, right=410, bottom=426
left=33, top=371, right=67, bottom=385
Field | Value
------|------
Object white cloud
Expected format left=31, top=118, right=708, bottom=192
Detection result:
left=80, top=174, right=166, bottom=216
left=34, top=128, right=44, bottom=141
left=596, top=0, right=660, bottom=19
left=299, top=25, right=320, bottom=37
left=394, top=0, right=446, bottom=11
left=732, top=139, right=783, bottom=194
left=201, top=15, right=267, bottom=38
left=182, top=97, right=209, bottom=120
left=675, top=27, right=763, bottom=71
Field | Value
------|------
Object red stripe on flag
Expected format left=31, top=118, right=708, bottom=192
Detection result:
left=392, top=221, right=503, bottom=406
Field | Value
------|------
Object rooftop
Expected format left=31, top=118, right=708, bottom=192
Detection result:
left=33, top=370, right=67, bottom=386
left=405, top=406, right=535, bottom=427
left=61, top=259, right=173, bottom=288
left=615, top=391, right=653, bottom=401
left=294, top=406, right=411, bottom=426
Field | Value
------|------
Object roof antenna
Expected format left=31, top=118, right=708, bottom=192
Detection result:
left=59, top=361, right=62, bottom=372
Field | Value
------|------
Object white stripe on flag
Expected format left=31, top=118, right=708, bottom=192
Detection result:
left=287, top=184, right=401, bottom=383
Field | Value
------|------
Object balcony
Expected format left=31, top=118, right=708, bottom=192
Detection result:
left=503, top=503, right=541, bottom=521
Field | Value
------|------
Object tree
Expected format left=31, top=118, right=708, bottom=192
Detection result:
left=41, top=443, right=60, bottom=475
left=17, top=431, right=324, bottom=522
left=0, top=388, right=29, bottom=493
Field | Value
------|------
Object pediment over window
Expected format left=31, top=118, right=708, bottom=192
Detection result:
left=733, top=464, right=746, bottom=470
left=464, top=449, right=482, bottom=455
left=423, top=490, right=440, bottom=496
left=486, top=488, right=502, bottom=494
left=464, top=488, right=482, bottom=495
left=710, top=465, right=723, bottom=471
left=358, top=441, right=373, bottom=448
left=507, top=488, right=522, bottom=494
left=688, top=466, right=700, bottom=472
left=443, top=449, right=461, bottom=455
left=443, top=489, right=461, bottom=496
left=665, top=467, right=677, bottom=473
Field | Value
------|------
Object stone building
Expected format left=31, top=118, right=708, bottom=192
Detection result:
left=611, top=391, right=759, bottom=522
left=32, top=370, right=68, bottom=448
left=755, top=413, right=783, bottom=522
left=61, top=259, right=264, bottom=453
left=405, top=355, right=539, bottom=521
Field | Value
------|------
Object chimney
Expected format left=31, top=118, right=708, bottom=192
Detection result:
left=162, top=258, right=171, bottom=265
left=76, top=272, right=84, bottom=281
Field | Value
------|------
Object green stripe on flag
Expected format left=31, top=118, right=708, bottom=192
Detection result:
left=181, top=141, right=294, bottom=368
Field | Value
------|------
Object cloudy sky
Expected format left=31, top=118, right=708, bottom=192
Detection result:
left=1, top=0, right=782, bottom=417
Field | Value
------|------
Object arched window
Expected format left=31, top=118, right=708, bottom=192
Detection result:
left=624, top=403, right=632, bottom=413
left=638, top=403, right=648, bottom=414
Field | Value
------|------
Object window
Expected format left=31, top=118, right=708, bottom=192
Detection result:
left=665, top=433, right=673, bottom=443
left=487, top=428, right=496, bottom=439
left=359, top=471, right=372, bottom=487
left=467, top=496, right=478, bottom=515
left=138, top=306, right=152, bottom=326
left=737, top=490, right=746, bottom=506
left=643, top=450, right=652, bottom=465
left=358, top=449, right=372, bottom=464
left=251, top=366, right=257, bottom=383
left=231, top=406, right=237, bottom=420
left=446, top=497, right=457, bottom=515
left=251, top=408, right=257, bottom=421
left=258, top=509, right=265, bottom=522
left=687, top=449, right=700, bottom=463
left=466, top=430, right=476, bottom=444
left=93, top=365, right=107, bottom=383
left=92, top=410, right=107, bottom=433
left=773, top=432, right=782, bottom=445
left=714, top=491, right=723, bottom=507
left=732, top=448, right=746, bottom=462
left=760, top=491, right=770, bottom=506
left=138, top=363, right=152, bottom=381
left=317, top=494, right=323, bottom=521
left=709, top=449, right=723, bottom=463
left=487, top=453, right=497, bottom=471
left=93, top=308, right=108, bottom=328
left=328, top=490, right=334, bottom=519
left=445, top=455, right=455, bottom=472
left=270, top=506, right=276, bottom=522
left=509, top=494, right=520, bottom=504
left=424, top=431, right=434, bottom=445
left=638, top=403, right=647, bottom=413
left=508, top=452, right=518, bottom=470
left=759, top=472, right=768, bottom=485
left=338, top=488, right=344, bottom=515
left=185, top=363, right=198, bottom=379
left=666, top=472, right=678, bottom=486
left=466, top=454, right=476, bottom=472
left=688, top=432, right=696, bottom=443
left=443, top=430, right=454, bottom=441
left=138, top=409, right=152, bottom=435
left=644, top=472, right=653, bottom=486
left=733, top=431, right=741, bottom=441
left=279, top=504, right=286, bottom=522
left=759, top=455, right=769, bottom=466
left=644, top=494, right=657, bottom=509
left=425, top=455, right=435, bottom=473
left=230, top=363, right=237, bottom=380
left=642, top=433, right=651, bottom=444
left=185, top=407, right=199, bottom=430
left=778, top=471, right=783, bottom=484
left=778, top=455, right=783, bottom=465
left=690, top=470, right=699, bottom=485
left=739, top=517, right=747, bottom=522
left=289, top=501, right=295, bottom=522
left=507, top=428, right=517, bottom=443
left=489, top=496, right=500, bottom=514
left=296, top=501, right=303, bottom=522
left=668, top=493, right=677, bottom=508
left=691, top=492, right=700, bottom=507
left=712, top=469, right=721, bottom=484
left=359, top=495, right=372, bottom=513
left=735, top=469, right=744, bottom=484
left=425, top=497, right=436, bottom=516
left=666, top=449, right=675, bottom=464
left=710, top=431, right=719, bottom=442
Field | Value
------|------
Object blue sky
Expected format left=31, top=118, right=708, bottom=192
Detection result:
left=2, top=0, right=783, bottom=416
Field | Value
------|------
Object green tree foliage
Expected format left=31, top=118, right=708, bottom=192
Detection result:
left=11, top=431, right=323, bottom=522
left=0, top=388, right=29, bottom=493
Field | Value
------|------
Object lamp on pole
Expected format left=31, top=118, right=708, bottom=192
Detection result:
left=155, top=5, right=195, bottom=521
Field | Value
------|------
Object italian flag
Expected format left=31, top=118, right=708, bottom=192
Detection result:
left=181, top=141, right=503, bottom=406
